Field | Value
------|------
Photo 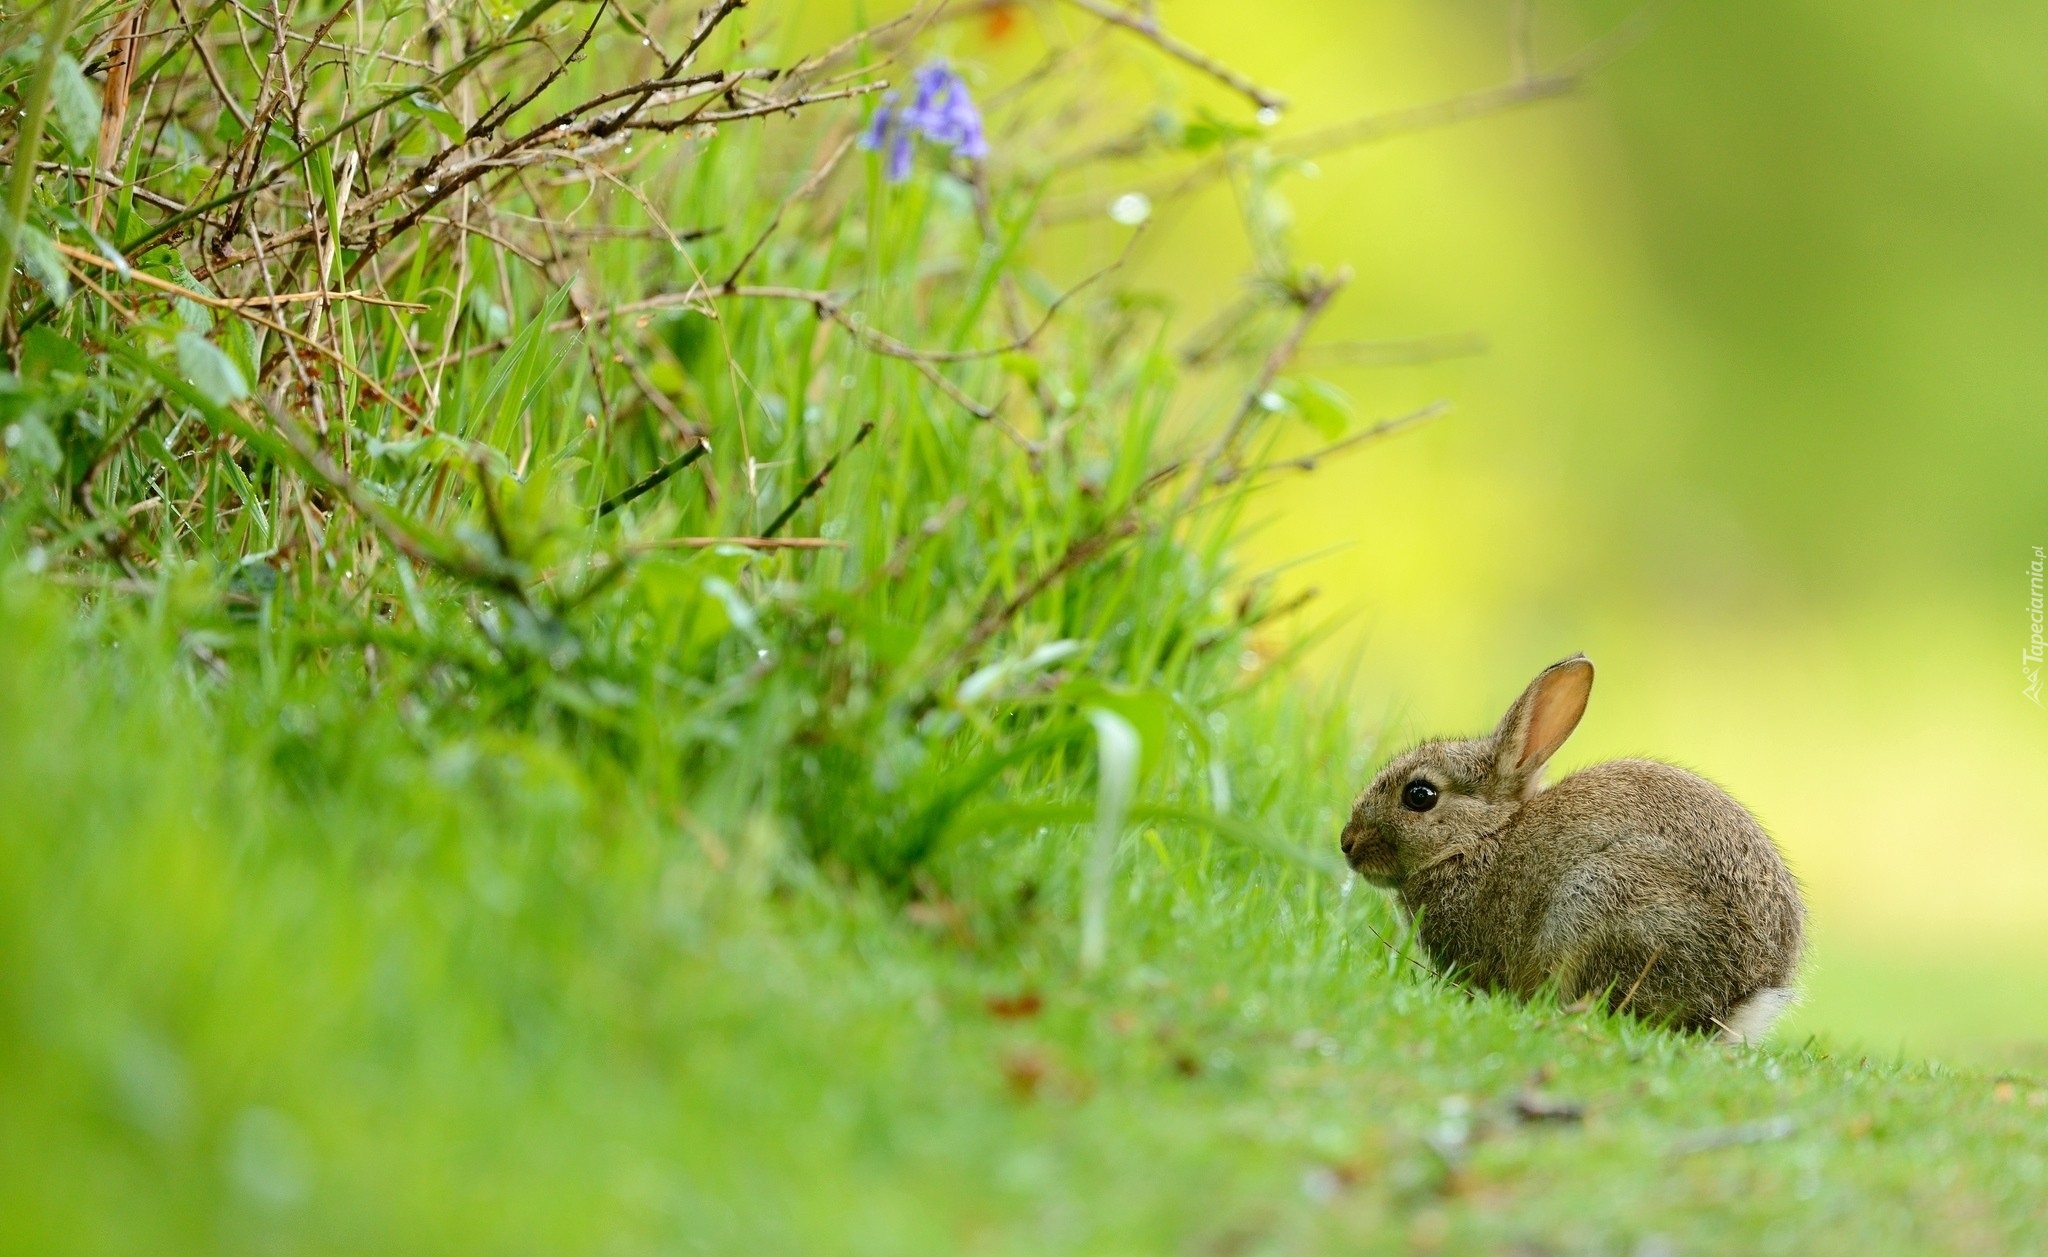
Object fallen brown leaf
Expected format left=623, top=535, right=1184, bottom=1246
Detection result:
left=984, top=990, right=1044, bottom=1020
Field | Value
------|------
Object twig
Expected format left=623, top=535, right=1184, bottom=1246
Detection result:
left=37, top=161, right=191, bottom=214
left=221, top=288, right=427, bottom=310
left=73, top=397, right=166, bottom=516
left=221, top=389, right=521, bottom=598
left=605, top=0, right=749, bottom=137
left=623, top=82, right=888, bottom=130
left=168, top=0, right=252, bottom=127
left=620, top=356, right=701, bottom=442
left=1297, top=332, right=1489, bottom=368
left=958, top=516, right=1141, bottom=660
left=1214, top=399, right=1450, bottom=484
left=1284, top=74, right=1577, bottom=161
left=1043, top=5, right=1657, bottom=225
left=1615, top=946, right=1662, bottom=1016
left=719, top=131, right=856, bottom=289
left=760, top=420, right=874, bottom=538
left=596, top=443, right=709, bottom=518
left=401, top=254, right=1116, bottom=379
left=1191, top=269, right=1349, bottom=493
left=1057, top=0, right=1284, bottom=114
left=859, top=494, right=969, bottom=595
left=470, top=0, right=609, bottom=139
left=344, top=64, right=868, bottom=280
left=63, top=262, right=140, bottom=321
left=1355, top=912, right=1478, bottom=999
left=1281, top=2, right=1658, bottom=162
left=54, top=241, right=418, bottom=415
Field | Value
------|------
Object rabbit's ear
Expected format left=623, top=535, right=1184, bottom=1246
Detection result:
left=1493, top=655, right=1594, bottom=786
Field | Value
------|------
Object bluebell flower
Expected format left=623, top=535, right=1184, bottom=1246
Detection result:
left=858, top=60, right=988, bottom=182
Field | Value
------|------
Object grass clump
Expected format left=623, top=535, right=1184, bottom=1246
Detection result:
left=2, top=1, right=2044, bottom=1252
left=1, top=0, right=1339, bottom=889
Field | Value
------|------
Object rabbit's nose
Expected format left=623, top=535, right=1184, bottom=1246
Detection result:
left=1339, top=823, right=1360, bottom=857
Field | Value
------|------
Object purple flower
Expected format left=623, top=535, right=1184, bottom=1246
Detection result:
left=858, top=60, right=988, bottom=182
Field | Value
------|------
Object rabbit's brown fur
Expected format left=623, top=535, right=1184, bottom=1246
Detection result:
left=1340, top=655, right=1804, bottom=1041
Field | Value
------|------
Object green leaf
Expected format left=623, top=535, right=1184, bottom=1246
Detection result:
left=998, top=351, right=1042, bottom=385
left=20, top=327, right=89, bottom=380
left=42, top=202, right=131, bottom=276
left=176, top=331, right=250, bottom=406
left=48, top=53, right=101, bottom=160
left=1066, top=680, right=1174, bottom=783
left=102, top=338, right=285, bottom=466
left=14, top=225, right=69, bottom=305
left=505, top=0, right=568, bottom=37
left=220, top=317, right=260, bottom=384
left=700, top=576, right=760, bottom=643
left=2, top=415, right=64, bottom=473
left=1181, top=106, right=1260, bottom=152
left=407, top=92, right=467, bottom=143
left=365, top=431, right=473, bottom=468
left=656, top=310, right=713, bottom=369
left=956, top=639, right=1086, bottom=706
left=466, top=285, right=511, bottom=339
left=141, top=248, right=216, bottom=330
left=1276, top=375, right=1352, bottom=440
left=1080, top=707, right=1139, bottom=972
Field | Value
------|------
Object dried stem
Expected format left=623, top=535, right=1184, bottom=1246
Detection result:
left=1057, top=0, right=1284, bottom=114
left=1214, top=400, right=1451, bottom=485
left=760, top=420, right=874, bottom=539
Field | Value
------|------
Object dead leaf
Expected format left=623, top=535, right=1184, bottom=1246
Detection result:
left=984, top=990, right=1043, bottom=1020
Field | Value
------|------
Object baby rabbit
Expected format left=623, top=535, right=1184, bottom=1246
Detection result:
left=1340, top=655, right=1804, bottom=1042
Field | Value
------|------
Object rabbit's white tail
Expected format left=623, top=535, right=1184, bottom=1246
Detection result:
left=1718, top=986, right=1799, bottom=1045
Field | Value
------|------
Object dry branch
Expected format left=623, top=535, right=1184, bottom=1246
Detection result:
left=1057, top=0, right=1284, bottom=114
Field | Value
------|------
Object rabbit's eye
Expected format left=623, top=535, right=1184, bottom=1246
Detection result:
left=1400, top=779, right=1440, bottom=812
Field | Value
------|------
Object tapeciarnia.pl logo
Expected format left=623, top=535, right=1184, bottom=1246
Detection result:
left=2026, top=546, right=2044, bottom=705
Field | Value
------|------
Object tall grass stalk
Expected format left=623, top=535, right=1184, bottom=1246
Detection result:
left=0, top=0, right=82, bottom=322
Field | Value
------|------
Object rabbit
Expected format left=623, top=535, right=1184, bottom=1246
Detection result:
left=1339, top=654, right=1804, bottom=1043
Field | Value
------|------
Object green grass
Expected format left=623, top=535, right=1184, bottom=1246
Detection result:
left=3, top=1, right=2044, bottom=1251
left=3, top=582, right=2045, bottom=1255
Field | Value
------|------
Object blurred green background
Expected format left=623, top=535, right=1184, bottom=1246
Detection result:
left=1106, top=0, right=2048, bottom=1066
